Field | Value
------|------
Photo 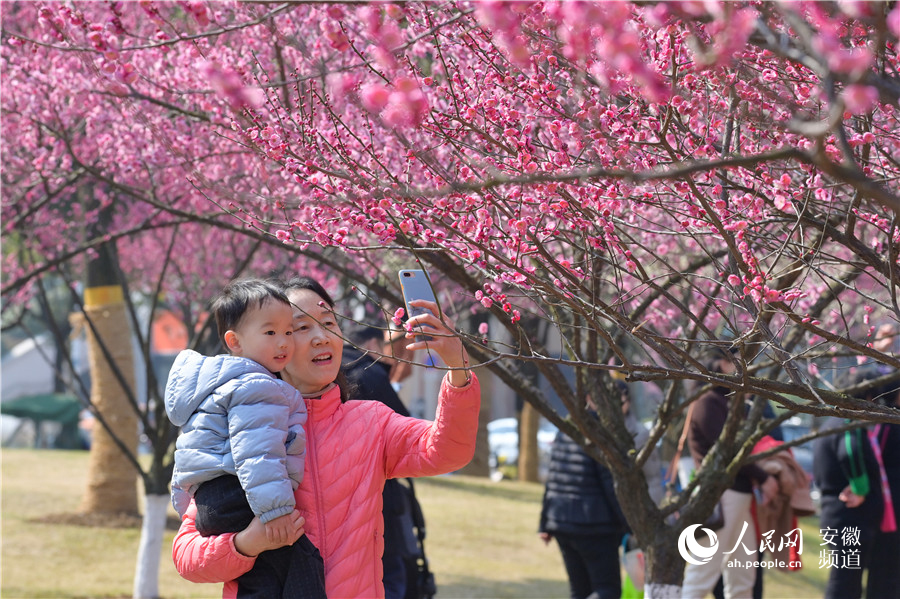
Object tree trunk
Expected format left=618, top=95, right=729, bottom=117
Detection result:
left=518, top=401, right=540, bottom=482
left=645, top=582, right=682, bottom=599
left=133, top=493, right=168, bottom=599
left=79, top=242, right=139, bottom=515
left=643, top=534, right=686, bottom=599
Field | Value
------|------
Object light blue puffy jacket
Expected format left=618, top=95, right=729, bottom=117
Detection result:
left=165, top=349, right=306, bottom=524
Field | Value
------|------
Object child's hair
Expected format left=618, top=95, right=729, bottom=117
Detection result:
left=281, top=276, right=352, bottom=403
left=211, top=278, right=291, bottom=349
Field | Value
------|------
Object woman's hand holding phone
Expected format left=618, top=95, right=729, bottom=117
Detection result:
left=399, top=269, right=471, bottom=387
left=404, top=299, right=471, bottom=387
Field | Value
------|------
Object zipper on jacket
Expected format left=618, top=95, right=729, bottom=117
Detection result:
left=307, top=398, right=327, bottom=560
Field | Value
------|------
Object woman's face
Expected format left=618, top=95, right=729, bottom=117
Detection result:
left=284, top=288, right=344, bottom=395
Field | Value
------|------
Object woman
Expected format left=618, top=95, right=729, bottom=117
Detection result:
left=172, top=277, right=480, bottom=599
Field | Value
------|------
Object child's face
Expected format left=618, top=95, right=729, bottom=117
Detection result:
left=226, top=298, right=295, bottom=373
left=283, top=288, right=343, bottom=395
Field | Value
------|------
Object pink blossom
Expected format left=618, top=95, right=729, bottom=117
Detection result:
left=825, top=45, right=874, bottom=76
left=275, top=230, right=290, bottom=242
left=842, top=84, right=878, bottom=115
left=108, top=82, right=129, bottom=96
left=385, top=4, right=404, bottom=20
left=392, top=307, right=405, bottom=326
left=186, top=1, right=209, bottom=27
left=838, top=0, right=876, bottom=19
left=889, top=6, right=900, bottom=38
left=200, top=60, right=264, bottom=109
left=692, top=7, right=758, bottom=69
left=322, top=19, right=350, bottom=52
left=381, top=78, right=429, bottom=128
left=361, top=84, right=390, bottom=112
left=325, top=73, right=359, bottom=106
left=478, top=322, right=489, bottom=335
left=773, top=192, right=792, bottom=212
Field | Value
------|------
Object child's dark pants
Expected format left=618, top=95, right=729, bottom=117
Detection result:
left=194, top=475, right=327, bottom=599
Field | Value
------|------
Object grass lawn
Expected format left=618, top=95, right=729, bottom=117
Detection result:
left=2, top=449, right=828, bottom=598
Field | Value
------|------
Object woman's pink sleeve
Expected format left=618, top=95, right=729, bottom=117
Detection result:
left=385, top=372, right=481, bottom=478
left=172, top=501, right=256, bottom=583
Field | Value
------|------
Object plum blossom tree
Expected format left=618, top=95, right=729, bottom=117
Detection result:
left=4, top=1, right=900, bottom=595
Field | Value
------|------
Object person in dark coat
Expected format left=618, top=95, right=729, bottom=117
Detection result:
left=538, top=411, right=627, bottom=599
left=859, top=365, right=900, bottom=599
left=813, top=368, right=887, bottom=599
left=342, top=323, right=417, bottom=599
left=866, top=415, right=900, bottom=599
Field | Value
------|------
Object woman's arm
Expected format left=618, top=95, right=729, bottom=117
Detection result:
left=376, top=298, right=480, bottom=479
left=381, top=371, right=481, bottom=479
left=172, top=502, right=256, bottom=583
left=173, top=501, right=305, bottom=581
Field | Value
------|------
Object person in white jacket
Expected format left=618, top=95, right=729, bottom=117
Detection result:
left=165, top=278, right=325, bottom=598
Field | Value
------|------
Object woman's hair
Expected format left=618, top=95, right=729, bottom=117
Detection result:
left=281, top=276, right=351, bottom=403
left=699, top=346, right=735, bottom=373
left=282, top=276, right=336, bottom=308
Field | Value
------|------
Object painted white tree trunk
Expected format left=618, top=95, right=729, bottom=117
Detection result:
left=133, top=493, right=169, bottom=599
left=645, top=583, right=682, bottom=599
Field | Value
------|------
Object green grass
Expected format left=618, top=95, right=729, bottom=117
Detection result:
left=1, top=449, right=828, bottom=598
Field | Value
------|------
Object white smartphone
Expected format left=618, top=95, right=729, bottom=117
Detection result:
left=399, top=268, right=439, bottom=340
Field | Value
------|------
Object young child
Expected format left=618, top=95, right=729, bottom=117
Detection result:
left=165, top=278, right=325, bottom=598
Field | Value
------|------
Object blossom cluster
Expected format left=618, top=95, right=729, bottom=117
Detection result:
left=3, top=1, right=899, bottom=377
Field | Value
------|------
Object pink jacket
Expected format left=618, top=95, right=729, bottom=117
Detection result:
left=172, top=373, right=480, bottom=599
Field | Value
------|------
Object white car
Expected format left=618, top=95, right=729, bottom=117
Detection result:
left=487, top=417, right=559, bottom=479
left=487, top=417, right=518, bottom=468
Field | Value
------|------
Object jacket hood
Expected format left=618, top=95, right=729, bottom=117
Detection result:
left=164, top=349, right=271, bottom=426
